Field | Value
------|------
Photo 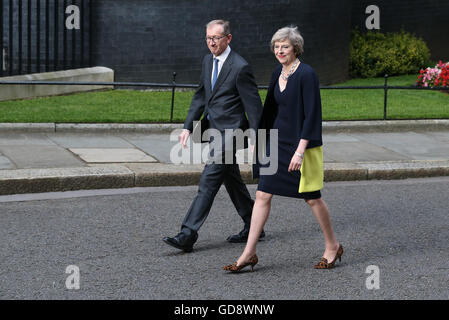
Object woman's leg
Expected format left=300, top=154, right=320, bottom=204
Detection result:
left=306, top=198, right=340, bottom=261
left=236, top=190, right=273, bottom=265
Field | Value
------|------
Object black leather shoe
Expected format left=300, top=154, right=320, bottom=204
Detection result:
left=226, top=228, right=265, bottom=243
left=163, top=232, right=198, bottom=252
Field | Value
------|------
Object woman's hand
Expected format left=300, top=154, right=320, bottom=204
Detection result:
left=289, top=139, right=308, bottom=172
left=288, top=152, right=303, bottom=172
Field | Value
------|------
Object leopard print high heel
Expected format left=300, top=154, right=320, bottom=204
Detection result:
left=314, top=245, right=343, bottom=269
left=223, top=254, right=258, bottom=273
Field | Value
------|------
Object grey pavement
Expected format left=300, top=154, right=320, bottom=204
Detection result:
left=0, top=120, right=449, bottom=195
left=0, top=178, right=448, bottom=299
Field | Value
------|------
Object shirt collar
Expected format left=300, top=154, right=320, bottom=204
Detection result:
left=214, top=45, right=231, bottom=62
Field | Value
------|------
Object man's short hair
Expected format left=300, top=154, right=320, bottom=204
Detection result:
left=206, top=20, right=231, bottom=35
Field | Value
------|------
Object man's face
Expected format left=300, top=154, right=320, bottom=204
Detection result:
left=206, top=24, right=232, bottom=56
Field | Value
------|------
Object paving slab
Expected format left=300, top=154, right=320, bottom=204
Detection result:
left=352, top=132, right=449, bottom=160
left=0, top=145, right=84, bottom=169
left=323, top=133, right=361, bottom=143
left=121, top=133, right=181, bottom=163
left=0, top=133, right=57, bottom=146
left=48, top=133, right=134, bottom=148
left=426, top=131, right=449, bottom=143
left=69, top=148, right=157, bottom=163
left=0, top=155, right=15, bottom=169
left=324, top=141, right=411, bottom=162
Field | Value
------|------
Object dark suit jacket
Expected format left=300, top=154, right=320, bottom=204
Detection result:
left=184, top=49, right=263, bottom=147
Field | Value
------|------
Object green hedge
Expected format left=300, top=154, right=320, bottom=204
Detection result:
left=349, top=29, right=431, bottom=78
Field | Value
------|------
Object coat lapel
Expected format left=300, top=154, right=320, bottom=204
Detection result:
left=204, top=54, right=213, bottom=101
left=209, top=50, right=233, bottom=99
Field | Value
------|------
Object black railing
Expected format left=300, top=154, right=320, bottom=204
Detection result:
left=0, top=73, right=448, bottom=122
left=0, top=0, right=92, bottom=77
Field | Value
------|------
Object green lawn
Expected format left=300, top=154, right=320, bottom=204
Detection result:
left=0, top=90, right=196, bottom=123
left=0, top=74, right=447, bottom=122
left=321, top=75, right=449, bottom=120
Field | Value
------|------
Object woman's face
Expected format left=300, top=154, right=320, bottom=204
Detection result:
left=274, top=39, right=296, bottom=65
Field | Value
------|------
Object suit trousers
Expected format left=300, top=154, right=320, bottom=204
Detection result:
left=181, top=162, right=254, bottom=238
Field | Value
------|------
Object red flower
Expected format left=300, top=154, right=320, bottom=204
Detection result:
left=417, top=61, right=449, bottom=88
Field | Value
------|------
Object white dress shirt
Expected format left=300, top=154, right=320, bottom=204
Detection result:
left=211, top=45, right=231, bottom=84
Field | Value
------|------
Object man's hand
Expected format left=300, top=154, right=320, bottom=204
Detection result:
left=179, top=129, right=190, bottom=148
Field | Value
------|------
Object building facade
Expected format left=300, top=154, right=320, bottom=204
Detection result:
left=2, top=0, right=448, bottom=85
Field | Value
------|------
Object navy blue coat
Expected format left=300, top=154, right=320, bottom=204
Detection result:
left=253, top=62, right=323, bottom=179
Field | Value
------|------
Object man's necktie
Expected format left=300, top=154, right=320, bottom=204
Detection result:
left=211, top=58, right=219, bottom=90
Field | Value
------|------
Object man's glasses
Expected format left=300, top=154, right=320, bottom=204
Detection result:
left=205, top=35, right=228, bottom=43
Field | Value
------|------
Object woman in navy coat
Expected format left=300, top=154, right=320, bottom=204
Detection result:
left=224, top=26, right=343, bottom=272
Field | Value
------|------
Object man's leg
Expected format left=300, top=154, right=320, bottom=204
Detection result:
left=180, top=163, right=227, bottom=237
left=223, top=163, right=265, bottom=242
left=163, top=163, right=226, bottom=252
left=223, top=163, right=254, bottom=226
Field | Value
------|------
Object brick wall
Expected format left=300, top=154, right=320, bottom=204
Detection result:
left=90, top=0, right=351, bottom=85
left=89, top=0, right=448, bottom=85
left=2, top=1, right=447, bottom=82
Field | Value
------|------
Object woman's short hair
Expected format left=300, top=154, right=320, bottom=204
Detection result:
left=270, top=26, right=304, bottom=57
left=206, top=20, right=231, bottom=35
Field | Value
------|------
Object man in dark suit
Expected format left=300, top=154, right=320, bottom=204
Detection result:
left=163, top=20, right=264, bottom=252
